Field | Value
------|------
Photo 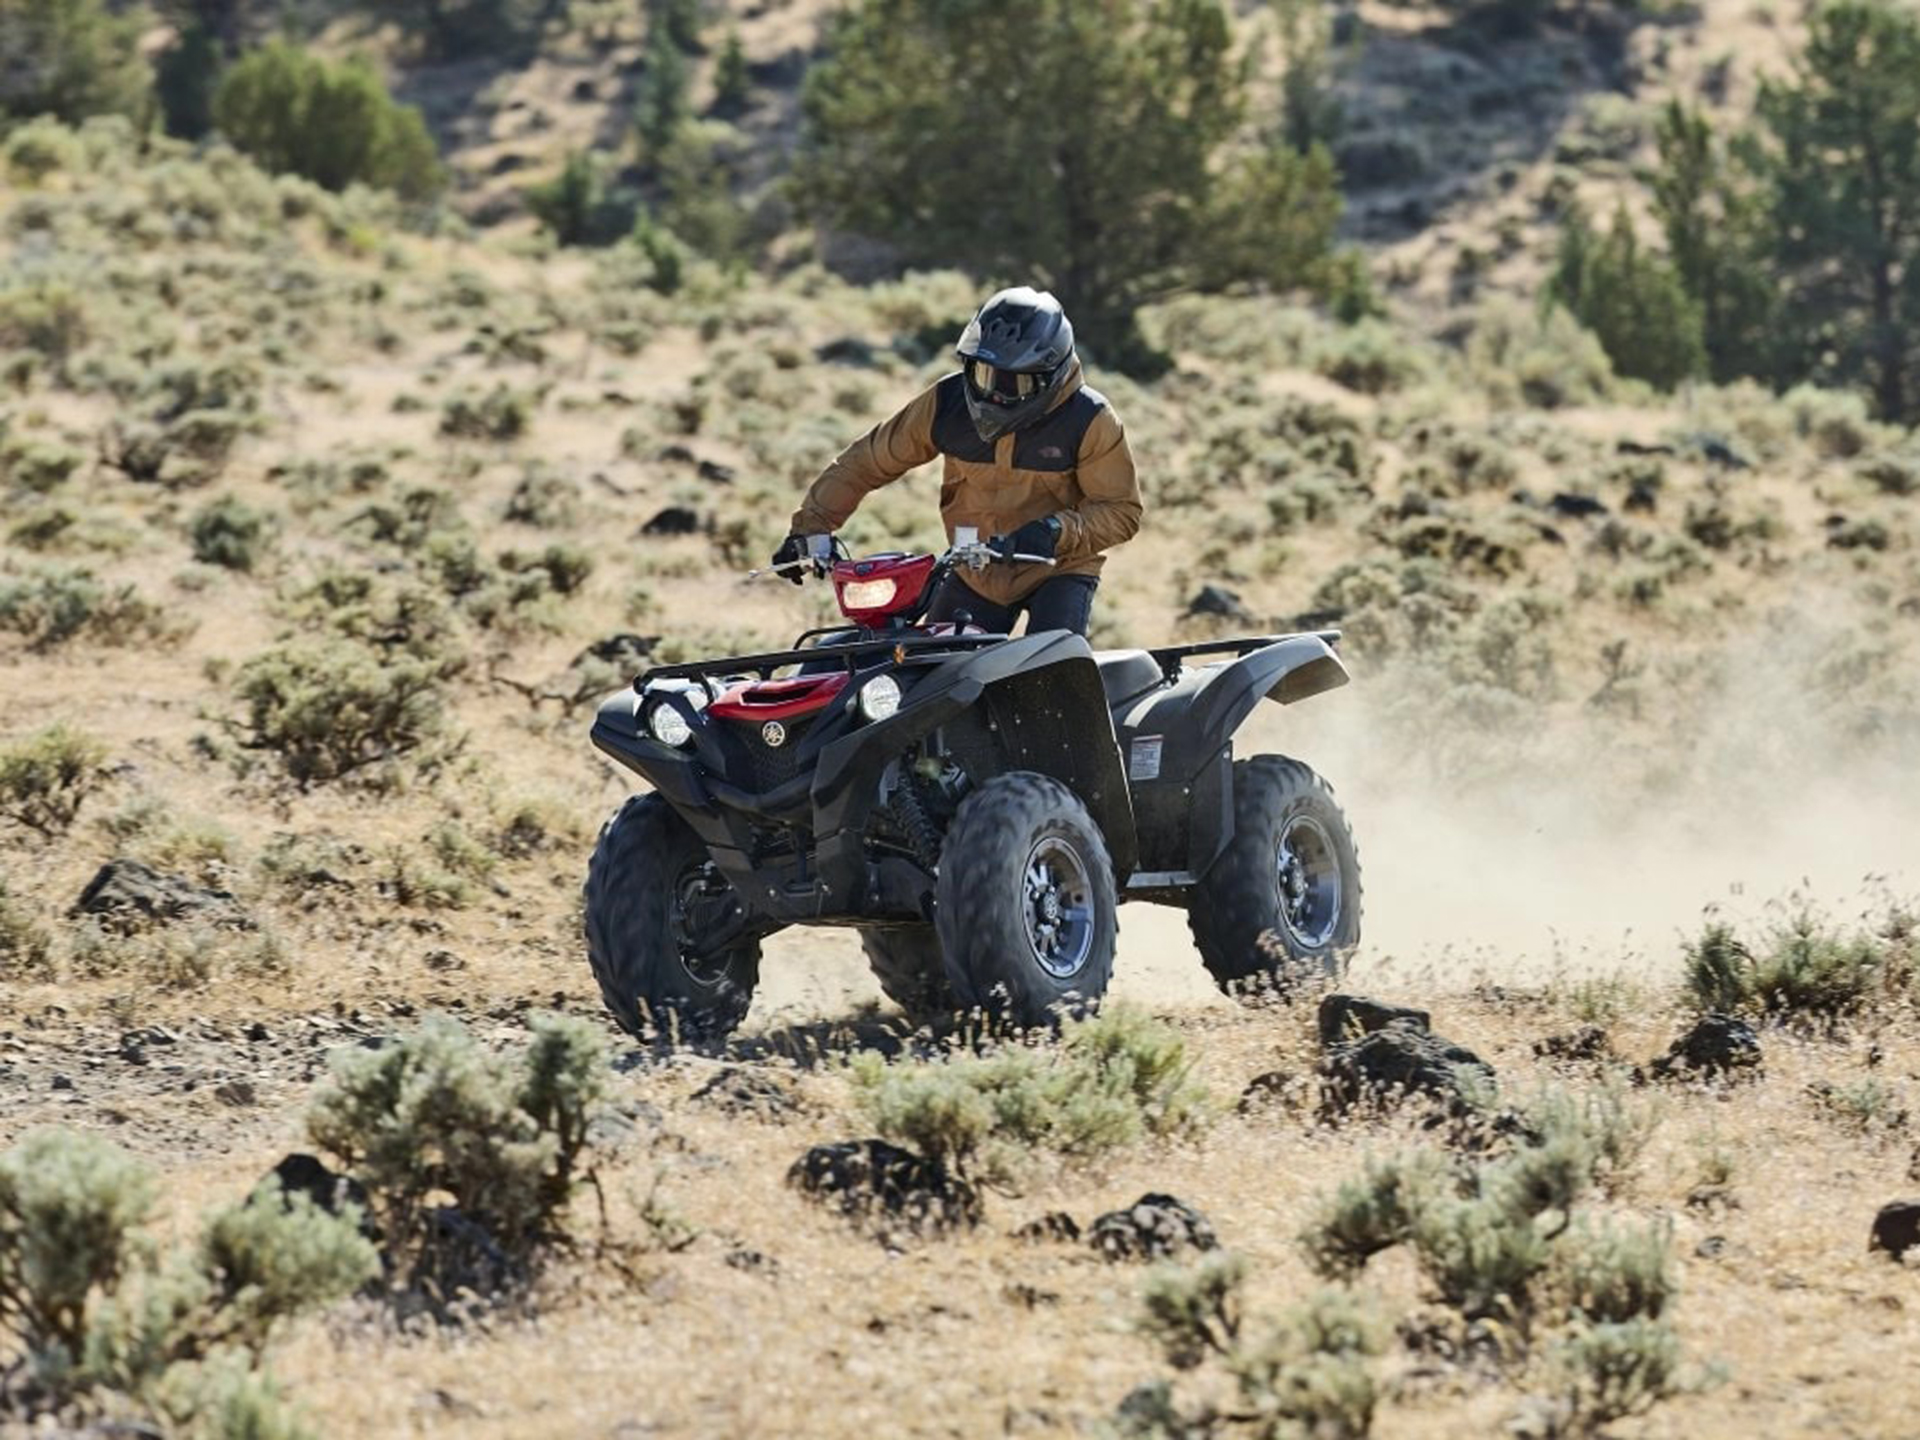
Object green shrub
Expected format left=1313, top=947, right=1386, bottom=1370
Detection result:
left=189, top=495, right=275, bottom=572
left=0, top=433, right=85, bottom=492
left=1409, top=1189, right=1552, bottom=1320
left=0, top=280, right=89, bottom=364
left=1311, top=319, right=1425, bottom=394
left=440, top=384, right=532, bottom=441
left=0, top=1127, right=376, bottom=1431
left=849, top=1004, right=1207, bottom=1182
left=1752, top=916, right=1891, bottom=1019
left=306, top=1011, right=608, bottom=1290
left=503, top=467, right=581, bottom=528
left=1683, top=921, right=1751, bottom=1012
left=1129, top=1267, right=1380, bottom=1440
left=1683, top=913, right=1901, bottom=1021
left=0, top=722, right=107, bottom=836
left=526, top=150, right=634, bottom=246
left=154, top=22, right=220, bottom=140
left=1549, top=204, right=1706, bottom=391
left=712, top=28, right=752, bottom=115
left=1550, top=1218, right=1675, bottom=1325
left=0, top=568, right=178, bottom=651
left=1468, top=300, right=1617, bottom=410
left=1552, top=1317, right=1683, bottom=1427
left=1139, top=1252, right=1246, bottom=1369
left=232, top=639, right=450, bottom=783
left=0, top=877, right=53, bottom=979
left=0, top=1126, right=153, bottom=1371
left=213, top=42, right=443, bottom=200
left=1300, top=1149, right=1448, bottom=1280
left=1225, top=1288, right=1381, bottom=1440
left=0, top=0, right=150, bottom=125
left=99, top=795, right=239, bottom=883
left=501, top=542, right=593, bottom=595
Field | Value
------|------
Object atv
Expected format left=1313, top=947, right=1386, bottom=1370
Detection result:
left=583, top=533, right=1361, bottom=1040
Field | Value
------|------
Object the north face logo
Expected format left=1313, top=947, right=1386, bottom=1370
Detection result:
left=1038, top=445, right=1064, bottom=460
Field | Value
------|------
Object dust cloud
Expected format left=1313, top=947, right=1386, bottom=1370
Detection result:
left=1251, top=610, right=1920, bottom=983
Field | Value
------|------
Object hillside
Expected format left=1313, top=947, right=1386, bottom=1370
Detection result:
left=2, top=16, right=1919, bottom=1439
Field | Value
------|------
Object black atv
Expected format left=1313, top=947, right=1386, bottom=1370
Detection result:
left=583, top=536, right=1360, bottom=1040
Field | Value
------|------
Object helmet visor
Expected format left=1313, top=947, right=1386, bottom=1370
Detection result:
left=966, top=359, right=1047, bottom=407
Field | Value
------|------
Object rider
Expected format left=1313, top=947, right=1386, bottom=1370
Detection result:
left=772, top=287, right=1142, bottom=638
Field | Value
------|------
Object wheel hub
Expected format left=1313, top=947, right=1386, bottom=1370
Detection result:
left=670, top=861, right=740, bottom=987
left=1023, top=838, right=1095, bottom=979
left=1276, top=815, right=1341, bottom=950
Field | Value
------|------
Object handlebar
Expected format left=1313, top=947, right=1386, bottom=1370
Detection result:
left=746, top=537, right=1057, bottom=583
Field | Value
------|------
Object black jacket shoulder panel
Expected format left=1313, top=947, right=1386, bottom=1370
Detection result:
left=930, top=373, right=995, bottom=463
left=1012, top=387, right=1105, bottom=472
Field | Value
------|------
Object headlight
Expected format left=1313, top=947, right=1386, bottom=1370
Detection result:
left=857, top=674, right=902, bottom=722
left=839, top=577, right=898, bottom=611
left=647, top=702, right=694, bottom=747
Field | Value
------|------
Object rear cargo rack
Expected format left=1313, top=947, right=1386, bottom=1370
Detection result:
left=1147, top=631, right=1340, bottom=681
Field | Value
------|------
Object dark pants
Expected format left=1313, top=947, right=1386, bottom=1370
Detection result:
left=924, top=573, right=1099, bottom=638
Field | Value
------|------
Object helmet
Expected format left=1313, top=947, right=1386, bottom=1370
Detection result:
left=955, top=287, right=1075, bottom=443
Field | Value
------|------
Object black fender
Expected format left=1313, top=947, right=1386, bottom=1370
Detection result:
left=1115, top=636, right=1348, bottom=879
left=811, top=630, right=1138, bottom=876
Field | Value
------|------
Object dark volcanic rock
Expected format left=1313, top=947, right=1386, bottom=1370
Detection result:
left=1548, top=492, right=1608, bottom=519
left=640, top=505, right=702, bottom=536
left=1185, top=584, right=1255, bottom=624
left=690, top=1065, right=798, bottom=1119
left=1533, top=1025, right=1613, bottom=1062
left=1013, top=1211, right=1081, bottom=1244
left=1319, top=1002, right=1495, bottom=1115
left=787, top=1139, right=979, bottom=1233
left=1649, top=1013, right=1763, bottom=1080
left=73, top=859, right=246, bottom=934
left=1869, top=1200, right=1920, bottom=1261
left=259, top=1153, right=371, bottom=1222
left=1318, top=993, right=1432, bottom=1046
left=1087, top=1194, right=1217, bottom=1262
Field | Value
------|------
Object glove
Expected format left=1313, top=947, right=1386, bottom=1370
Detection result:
left=990, top=515, right=1063, bottom=561
left=771, top=533, right=812, bottom=585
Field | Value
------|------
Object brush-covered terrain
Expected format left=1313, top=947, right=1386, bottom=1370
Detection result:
left=4, top=0, right=1920, bottom=1435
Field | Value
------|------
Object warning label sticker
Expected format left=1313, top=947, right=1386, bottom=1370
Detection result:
left=1129, top=735, right=1164, bottom=782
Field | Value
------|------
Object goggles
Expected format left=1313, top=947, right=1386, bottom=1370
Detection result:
left=965, top=358, right=1051, bottom=406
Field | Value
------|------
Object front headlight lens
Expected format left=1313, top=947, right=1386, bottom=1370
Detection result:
left=647, top=702, right=694, bottom=747
left=839, top=577, right=898, bottom=611
left=857, top=674, right=902, bottom=722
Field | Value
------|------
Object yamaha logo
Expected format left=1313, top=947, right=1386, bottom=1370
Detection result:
left=761, top=721, right=787, bottom=748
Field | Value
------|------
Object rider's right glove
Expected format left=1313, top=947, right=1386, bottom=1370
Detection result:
left=771, top=533, right=811, bottom=585
left=989, top=515, right=1063, bottom=561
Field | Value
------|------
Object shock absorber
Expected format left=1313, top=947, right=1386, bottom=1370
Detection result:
left=891, top=770, right=944, bottom=872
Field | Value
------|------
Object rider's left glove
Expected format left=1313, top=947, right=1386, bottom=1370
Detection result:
left=989, top=515, right=1063, bottom=561
left=771, top=533, right=814, bottom=585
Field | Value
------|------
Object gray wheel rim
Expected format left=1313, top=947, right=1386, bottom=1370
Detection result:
left=1276, top=814, right=1341, bottom=950
left=1023, top=837, right=1096, bottom=979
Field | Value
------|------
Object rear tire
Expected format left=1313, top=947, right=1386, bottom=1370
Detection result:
left=935, top=772, right=1117, bottom=1027
left=1189, top=756, right=1361, bottom=997
left=860, top=927, right=958, bottom=1026
left=583, top=795, right=760, bottom=1044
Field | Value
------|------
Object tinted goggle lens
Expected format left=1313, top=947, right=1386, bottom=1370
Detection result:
left=967, top=360, right=1043, bottom=404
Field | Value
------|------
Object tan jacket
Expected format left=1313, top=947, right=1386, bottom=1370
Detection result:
left=789, top=359, right=1143, bottom=607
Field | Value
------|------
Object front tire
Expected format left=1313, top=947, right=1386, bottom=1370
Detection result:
left=583, top=795, right=760, bottom=1044
left=1189, top=756, right=1361, bottom=997
left=860, top=926, right=959, bottom=1027
left=935, top=773, right=1117, bottom=1027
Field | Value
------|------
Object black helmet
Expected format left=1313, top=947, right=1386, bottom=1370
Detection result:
left=955, top=287, right=1075, bottom=443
